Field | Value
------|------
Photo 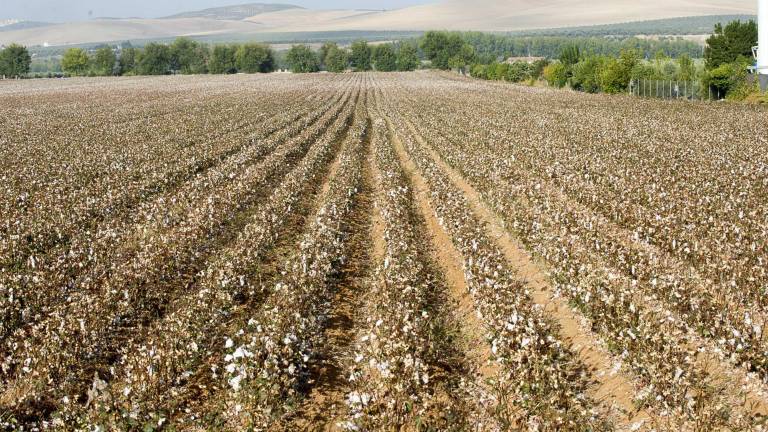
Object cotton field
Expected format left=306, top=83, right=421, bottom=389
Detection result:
left=1, top=72, right=768, bottom=431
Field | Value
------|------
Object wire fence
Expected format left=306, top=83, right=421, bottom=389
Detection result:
left=629, top=79, right=723, bottom=101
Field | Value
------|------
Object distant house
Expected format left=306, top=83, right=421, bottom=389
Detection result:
left=504, top=56, right=545, bottom=64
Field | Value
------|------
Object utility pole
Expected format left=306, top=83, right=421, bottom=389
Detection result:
left=758, top=0, right=768, bottom=90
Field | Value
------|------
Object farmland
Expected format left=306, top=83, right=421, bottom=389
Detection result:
left=1, top=72, right=768, bottom=431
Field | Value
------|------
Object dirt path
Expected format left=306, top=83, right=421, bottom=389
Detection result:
left=392, top=115, right=651, bottom=431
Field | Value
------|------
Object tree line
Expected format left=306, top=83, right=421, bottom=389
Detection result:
left=58, top=39, right=276, bottom=76
left=283, top=40, right=419, bottom=73
left=1, top=38, right=422, bottom=78
left=462, top=19, right=760, bottom=100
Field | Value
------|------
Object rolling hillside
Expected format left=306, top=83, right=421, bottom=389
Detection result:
left=0, top=0, right=758, bottom=47
left=163, top=3, right=302, bottom=20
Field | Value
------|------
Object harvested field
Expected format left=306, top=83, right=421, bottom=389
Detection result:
left=1, top=72, right=768, bottom=431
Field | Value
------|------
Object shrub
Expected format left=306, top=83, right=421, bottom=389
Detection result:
left=543, top=63, right=567, bottom=88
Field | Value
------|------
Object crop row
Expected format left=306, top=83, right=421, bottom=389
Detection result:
left=342, top=115, right=470, bottom=430
left=214, top=98, right=369, bottom=429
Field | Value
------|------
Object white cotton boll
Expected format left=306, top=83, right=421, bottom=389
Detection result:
left=225, top=338, right=234, bottom=349
left=233, top=346, right=251, bottom=359
left=229, top=374, right=243, bottom=391
left=674, top=368, right=684, bottom=381
left=226, top=364, right=236, bottom=374
left=521, top=338, right=531, bottom=348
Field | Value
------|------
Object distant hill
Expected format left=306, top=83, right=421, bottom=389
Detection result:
left=509, top=15, right=758, bottom=37
left=163, top=3, right=302, bottom=21
left=0, top=20, right=52, bottom=33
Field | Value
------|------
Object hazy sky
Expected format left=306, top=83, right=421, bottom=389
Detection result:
left=2, top=0, right=431, bottom=22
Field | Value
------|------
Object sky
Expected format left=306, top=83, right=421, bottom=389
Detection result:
left=2, top=0, right=431, bottom=22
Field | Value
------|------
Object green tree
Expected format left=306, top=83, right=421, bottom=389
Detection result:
left=420, top=31, right=465, bottom=70
left=703, top=63, right=737, bottom=98
left=285, top=45, right=319, bottom=73
left=170, top=38, right=208, bottom=74
left=319, top=42, right=337, bottom=68
left=600, top=49, right=640, bottom=93
left=235, top=43, right=275, bottom=73
left=559, top=44, right=582, bottom=68
left=61, top=48, right=90, bottom=76
left=678, top=54, right=695, bottom=81
left=324, top=45, right=349, bottom=73
left=209, top=45, right=238, bottom=74
left=138, top=43, right=171, bottom=75
left=470, top=63, right=488, bottom=79
left=91, top=46, right=116, bottom=76
left=396, top=44, right=419, bottom=71
left=0, top=44, right=32, bottom=78
left=448, top=44, right=475, bottom=71
left=530, top=58, right=550, bottom=80
left=704, top=20, right=757, bottom=69
left=543, top=63, right=567, bottom=88
left=350, top=40, right=372, bottom=71
left=119, top=48, right=139, bottom=75
left=571, top=56, right=606, bottom=93
left=630, top=62, right=656, bottom=80
left=702, top=58, right=754, bottom=100
left=373, top=44, right=397, bottom=72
